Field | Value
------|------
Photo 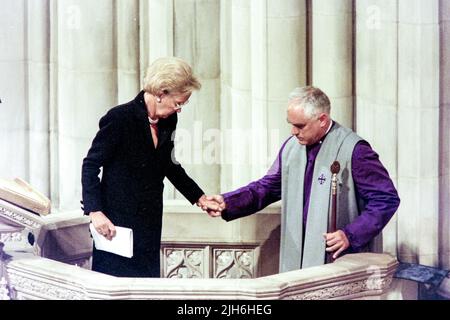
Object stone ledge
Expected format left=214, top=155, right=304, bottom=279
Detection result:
left=5, top=252, right=398, bottom=300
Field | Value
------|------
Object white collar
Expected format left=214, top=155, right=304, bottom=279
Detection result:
left=325, top=120, right=333, bottom=135
left=319, top=120, right=333, bottom=144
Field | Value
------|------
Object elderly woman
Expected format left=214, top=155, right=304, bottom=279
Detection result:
left=82, top=57, right=215, bottom=277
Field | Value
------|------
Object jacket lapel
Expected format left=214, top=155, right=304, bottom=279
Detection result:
left=157, top=122, right=172, bottom=148
left=132, top=91, right=155, bottom=151
left=131, top=91, right=176, bottom=151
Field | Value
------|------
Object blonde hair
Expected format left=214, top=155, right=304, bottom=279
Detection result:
left=143, top=57, right=201, bottom=95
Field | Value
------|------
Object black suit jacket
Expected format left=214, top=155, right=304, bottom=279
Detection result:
left=82, top=91, right=204, bottom=258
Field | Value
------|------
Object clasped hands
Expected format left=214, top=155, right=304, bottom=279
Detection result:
left=196, top=194, right=225, bottom=217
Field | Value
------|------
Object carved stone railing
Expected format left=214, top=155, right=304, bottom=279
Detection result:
left=0, top=197, right=93, bottom=299
left=0, top=198, right=401, bottom=300
left=4, top=252, right=398, bottom=300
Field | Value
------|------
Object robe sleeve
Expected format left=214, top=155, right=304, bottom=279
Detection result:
left=220, top=138, right=292, bottom=221
left=343, top=141, right=400, bottom=250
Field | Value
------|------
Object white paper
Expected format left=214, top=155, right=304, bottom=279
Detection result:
left=89, top=223, right=133, bottom=258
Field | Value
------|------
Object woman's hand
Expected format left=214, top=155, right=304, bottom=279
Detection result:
left=196, top=194, right=225, bottom=217
left=89, top=211, right=116, bottom=240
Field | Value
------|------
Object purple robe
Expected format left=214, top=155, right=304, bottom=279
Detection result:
left=222, top=130, right=400, bottom=252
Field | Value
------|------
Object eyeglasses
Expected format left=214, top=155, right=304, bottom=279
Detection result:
left=168, top=91, right=191, bottom=109
left=174, top=99, right=189, bottom=109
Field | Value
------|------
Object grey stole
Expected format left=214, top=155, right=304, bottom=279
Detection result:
left=280, top=122, right=363, bottom=273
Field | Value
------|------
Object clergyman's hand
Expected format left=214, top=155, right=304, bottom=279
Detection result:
left=206, top=194, right=226, bottom=217
left=323, top=230, right=350, bottom=259
left=89, top=211, right=117, bottom=241
left=196, top=194, right=226, bottom=217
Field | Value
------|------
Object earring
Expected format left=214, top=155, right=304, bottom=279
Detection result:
left=156, top=97, right=161, bottom=103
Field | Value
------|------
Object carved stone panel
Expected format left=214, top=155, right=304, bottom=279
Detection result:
left=163, top=247, right=205, bottom=278
left=0, top=200, right=43, bottom=229
left=161, top=243, right=258, bottom=279
left=1, top=200, right=93, bottom=273
left=0, top=232, right=22, bottom=243
left=0, top=229, right=34, bottom=252
left=214, top=249, right=255, bottom=279
left=0, top=200, right=41, bottom=253
left=289, top=277, right=393, bottom=300
left=8, top=273, right=85, bottom=300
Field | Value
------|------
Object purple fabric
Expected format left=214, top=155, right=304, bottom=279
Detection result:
left=222, top=135, right=400, bottom=251
left=303, top=141, right=322, bottom=227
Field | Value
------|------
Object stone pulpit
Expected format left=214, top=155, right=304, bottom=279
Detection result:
left=0, top=198, right=92, bottom=299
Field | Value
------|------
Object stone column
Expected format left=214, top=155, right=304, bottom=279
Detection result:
left=355, top=0, right=399, bottom=256
left=0, top=0, right=50, bottom=195
left=221, top=0, right=307, bottom=191
left=50, top=0, right=117, bottom=210
left=220, top=0, right=253, bottom=190
left=397, top=0, right=440, bottom=266
left=0, top=0, right=29, bottom=181
left=266, top=0, right=308, bottom=173
left=139, top=0, right=175, bottom=81
left=219, top=0, right=232, bottom=191
left=311, top=0, right=353, bottom=128
left=439, top=0, right=450, bottom=269
left=148, top=0, right=174, bottom=62
left=27, top=0, right=50, bottom=196
left=171, top=0, right=221, bottom=197
left=249, top=0, right=269, bottom=179
left=116, top=0, right=140, bottom=104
